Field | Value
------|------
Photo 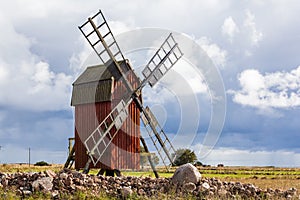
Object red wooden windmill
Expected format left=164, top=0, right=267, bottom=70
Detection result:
left=64, top=10, right=183, bottom=177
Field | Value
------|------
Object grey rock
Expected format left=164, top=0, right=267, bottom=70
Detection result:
left=183, top=182, right=196, bottom=192
left=32, top=177, right=53, bottom=191
left=45, top=170, right=56, bottom=179
left=1, top=178, right=8, bottom=187
left=138, top=188, right=145, bottom=195
left=171, top=163, right=201, bottom=185
left=121, top=186, right=133, bottom=197
left=218, top=189, right=227, bottom=196
left=201, top=182, right=210, bottom=190
left=265, top=192, right=272, bottom=198
left=286, top=187, right=297, bottom=196
left=16, top=189, right=23, bottom=196
left=210, top=185, right=217, bottom=192
left=64, top=177, right=73, bottom=187
left=22, top=190, right=32, bottom=196
left=245, top=189, right=252, bottom=196
left=75, top=185, right=86, bottom=191
left=267, top=188, right=274, bottom=193
left=286, top=194, right=292, bottom=199
left=51, top=190, right=59, bottom=198
left=59, top=173, right=68, bottom=180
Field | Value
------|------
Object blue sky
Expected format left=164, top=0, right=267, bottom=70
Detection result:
left=0, top=0, right=300, bottom=167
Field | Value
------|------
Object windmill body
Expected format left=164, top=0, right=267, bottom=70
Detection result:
left=64, top=10, right=183, bottom=177
left=71, top=60, right=141, bottom=170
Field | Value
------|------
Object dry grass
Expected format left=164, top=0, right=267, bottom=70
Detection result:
left=215, top=177, right=300, bottom=192
left=198, top=166, right=300, bottom=192
left=0, top=163, right=63, bottom=173
left=246, top=178, right=300, bottom=191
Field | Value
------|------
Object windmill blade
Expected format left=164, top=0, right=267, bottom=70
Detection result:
left=141, top=106, right=177, bottom=170
left=78, top=10, right=138, bottom=169
left=79, top=10, right=132, bottom=84
left=79, top=10, right=137, bottom=168
left=84, top=99, right=131, bottom=165
left=134, top=34, right=183, bottom=170
left=140, top=33, right=183, bottom=88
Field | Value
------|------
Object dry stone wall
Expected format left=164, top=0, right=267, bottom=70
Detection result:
left=0, top=168, right=298, bottom=199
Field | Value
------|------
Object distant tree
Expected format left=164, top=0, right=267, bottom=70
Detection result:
left=151, top=153, right=159, bottom=166
left=173, top=148, right=197, bottom=166
left=34, top=161, right=50, bottom=166
left=140, top=146, right=148, bottom=169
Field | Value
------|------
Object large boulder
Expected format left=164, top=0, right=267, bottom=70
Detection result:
left=171, top=163, right=201, bottom=185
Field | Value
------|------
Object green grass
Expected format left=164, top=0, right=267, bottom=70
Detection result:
left=121, top=171, right=173, bottom=178
left=197, top=167, right=300, bottom=179
left=0, top=189, right=117, bottom=200
left=0, top=187, right=200, bottom=200
left=120, top=166, right=300, bottom=180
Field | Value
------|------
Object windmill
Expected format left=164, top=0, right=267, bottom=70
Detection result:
left=64, top=10, right=183, bottom=177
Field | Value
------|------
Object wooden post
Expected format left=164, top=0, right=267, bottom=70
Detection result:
left=0, top=146, right=2, bottom=164
left=28, top=147, right=31, bottom=167
left=140, top=137, right=159, bottom=178
left=68, top=138, right=75, bottom=155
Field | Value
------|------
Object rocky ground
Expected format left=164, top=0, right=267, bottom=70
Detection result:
left=0, top=168, right=299, bottom=199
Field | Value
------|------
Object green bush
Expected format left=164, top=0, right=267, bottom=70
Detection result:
left=34, top=161, right=51, bottom=166
left=194, top=161, right=203, bottom=166
left=172, top=148, right=197, bottom=166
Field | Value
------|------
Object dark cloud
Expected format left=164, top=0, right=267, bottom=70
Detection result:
left=0, top=109, right=72, bottom=150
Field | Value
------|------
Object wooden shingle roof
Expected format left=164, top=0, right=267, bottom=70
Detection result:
left=71, top=60, right=132, bottom=106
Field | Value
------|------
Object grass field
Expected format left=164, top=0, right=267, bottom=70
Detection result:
left=198, top=166, right=300, bottom=191
left=1, top=164, right=299, bottom=192
left=123, top=166, right=300, bottom=192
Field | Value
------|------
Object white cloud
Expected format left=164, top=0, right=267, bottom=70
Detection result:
left=222, top=16, right=239, bottom=42
left=196, top=37, right=227, bottom=68
left=221, top=11, right=263, bottom=56
left=69, top=19, right=135, bottom=75
left=239, top=69, right=264, bottom=91
left=0, top=14, right=73, bottom=111
left=229, top=66, right=300, bottom=110
left=142, top=60, right=209, bottom=107
left=109, top=20, right=136, bottom=35
left=0, top=62, right=9, bottom=84
left=243, top=10, right=263, bottom=46
left=172, top=60, right=208, bottom=94
left=69, top=37, right=94, bottom=75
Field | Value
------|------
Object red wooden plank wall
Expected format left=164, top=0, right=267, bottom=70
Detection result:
left=74, top=69, right=141, bottom=170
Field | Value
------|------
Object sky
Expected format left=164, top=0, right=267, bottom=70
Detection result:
left=0, top=0, right=300, bottom=167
